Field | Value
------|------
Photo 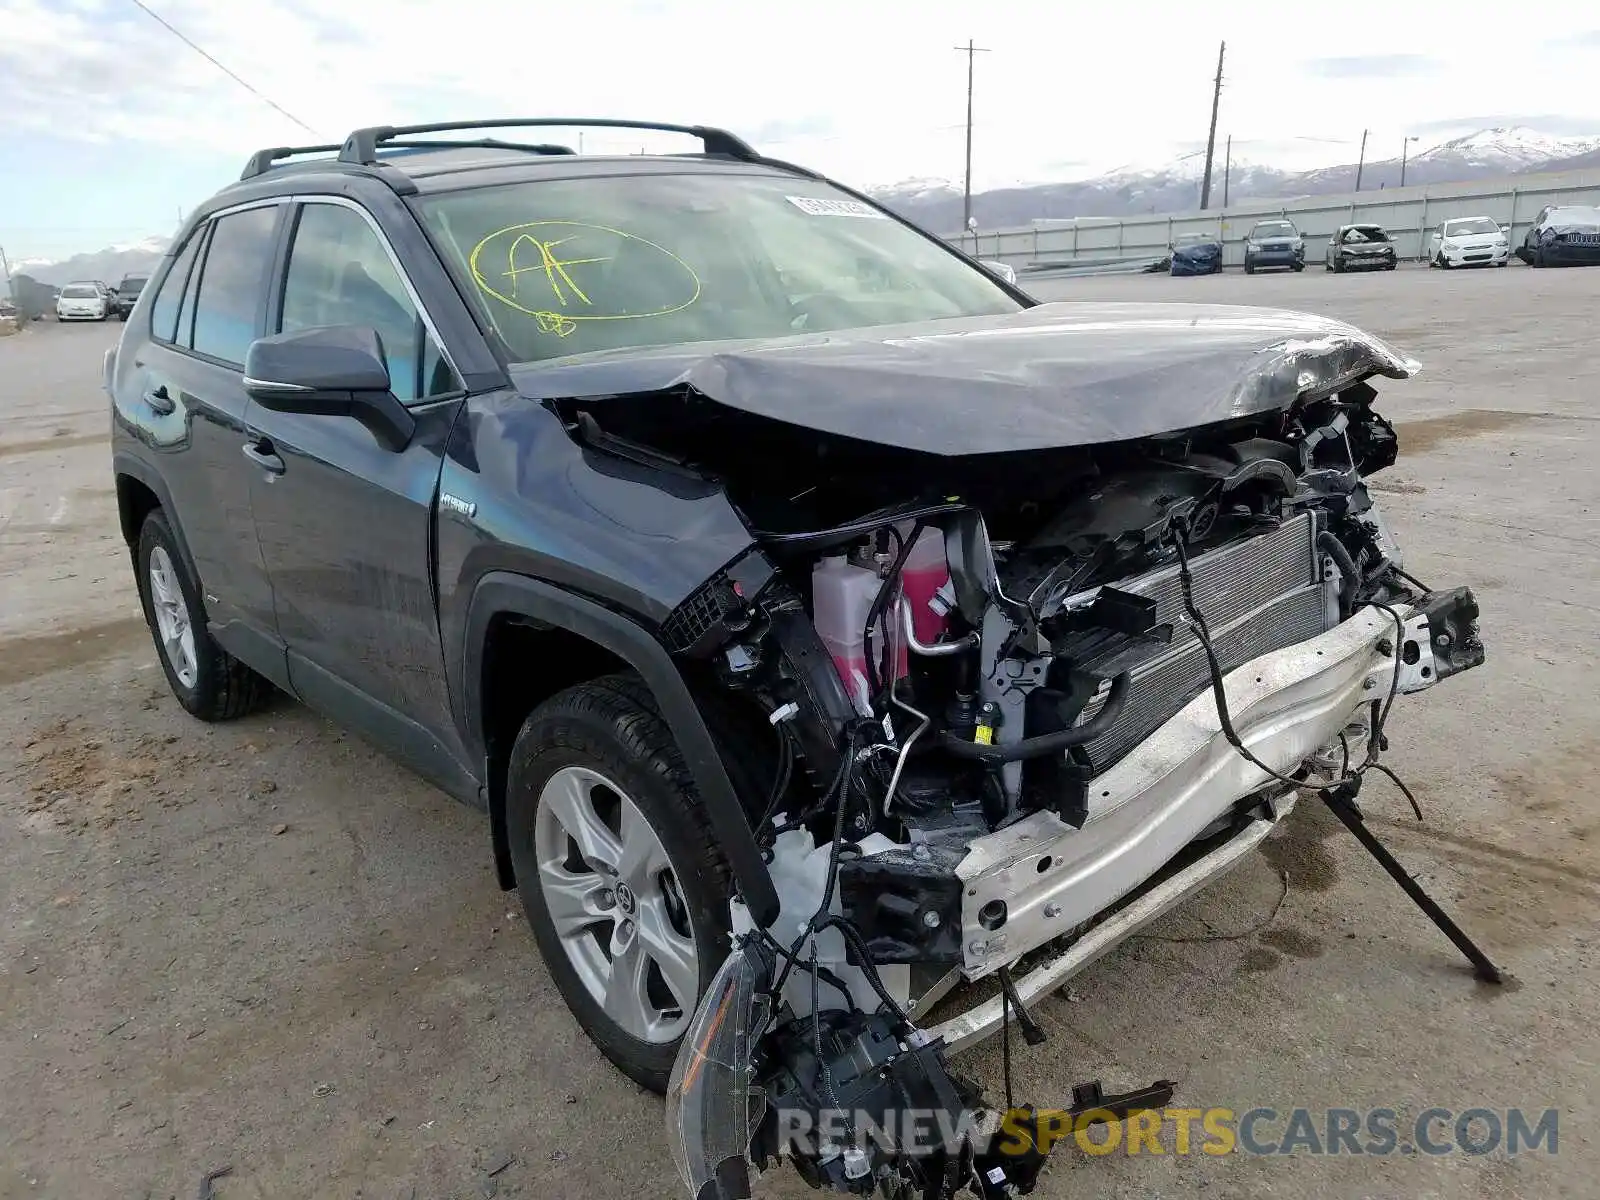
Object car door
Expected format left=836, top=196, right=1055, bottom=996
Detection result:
left=242, top=195, right=474, bottom=794
left=125, top=203, right=288, bottom=683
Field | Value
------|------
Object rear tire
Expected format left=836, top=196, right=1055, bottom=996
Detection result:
left=134, top=509, right=272, bottom=721
left=506, top=674, right=734, bottom=1094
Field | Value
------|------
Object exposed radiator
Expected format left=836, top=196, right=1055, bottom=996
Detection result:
left=1075, top=513, right=1331, bottom=771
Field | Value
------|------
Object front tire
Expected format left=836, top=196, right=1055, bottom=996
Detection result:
left=134, top=509, right=271, bottom=721
left=506, top=675, right=734, bottom=1093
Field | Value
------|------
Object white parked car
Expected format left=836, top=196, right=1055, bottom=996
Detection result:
left=56, top=281, right=112, bottom=321
left=1427, top=217, right=1511, bottom=269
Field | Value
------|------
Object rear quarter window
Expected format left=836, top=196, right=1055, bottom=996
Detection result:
left=149, top=233, right=205, bottom=343
left=189, top=206, right=280, bottom=365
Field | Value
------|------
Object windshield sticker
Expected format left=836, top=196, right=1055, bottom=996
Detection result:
left=468, top=220, right=701, bottom=337
left=785, top=195, right=888, bottom=219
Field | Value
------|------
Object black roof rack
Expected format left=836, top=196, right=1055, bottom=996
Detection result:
left=240, top=143, right=344, bottom=180
left=337, top=118, right=759, bottom=167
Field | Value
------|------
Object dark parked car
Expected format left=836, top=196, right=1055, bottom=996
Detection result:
left=114, top=274, right=150, bottom=321
left=1243, top=218, right=1305, bottom=273
left=1168, top=231, right=1223, bottom=275
left=105, top=118, right=1490, bottom=1200
left=1325, top=223, right=1397, bottom=272
left=1517, top=205, right=1600, bottom=267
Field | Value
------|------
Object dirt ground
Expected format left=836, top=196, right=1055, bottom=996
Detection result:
left=3, top=264, right=1599, bottom=1200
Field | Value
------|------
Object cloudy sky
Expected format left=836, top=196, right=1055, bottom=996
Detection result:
left=3, top=0, right=1600, bottom=259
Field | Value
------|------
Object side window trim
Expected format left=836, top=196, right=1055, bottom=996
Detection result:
left=176, top=221, right=215, bottom=351
left=288, top=195, right=462, bottom=403
left=149, top=223, right=206, bottom=344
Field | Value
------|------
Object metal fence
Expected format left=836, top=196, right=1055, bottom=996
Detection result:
left=948, top=168, right=1600, bottom=271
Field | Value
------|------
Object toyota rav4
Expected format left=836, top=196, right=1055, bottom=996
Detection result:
left=105, top=118, right=1495, bottom=1200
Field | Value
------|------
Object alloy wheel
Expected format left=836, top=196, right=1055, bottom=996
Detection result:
left=533, top=765, right=699, bottom=1044
left=148, top=545, right=198, bottom=688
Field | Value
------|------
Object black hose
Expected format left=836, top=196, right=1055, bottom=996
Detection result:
left=755, top=502, right=970, bottom=550
left=864, top=520, right=923, bottom=703
left=1317, top=530, right=1361, bottom=617
left=937, top=672, right=1132, bottom=762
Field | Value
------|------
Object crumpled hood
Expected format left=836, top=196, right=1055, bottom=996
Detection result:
left=509, top=301, right=1417, bottom=456
left=1172, top=242, right=1221, bottom=259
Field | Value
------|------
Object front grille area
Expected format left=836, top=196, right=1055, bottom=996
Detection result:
left=1073, top=513, right=1331, bottom=771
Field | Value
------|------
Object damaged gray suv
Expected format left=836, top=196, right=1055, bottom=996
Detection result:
left=106, top=119, right=1498, bottom=1200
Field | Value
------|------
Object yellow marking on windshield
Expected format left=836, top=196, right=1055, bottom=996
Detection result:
left=504, top=234, right=607, bottom=307
left=469, top=220, right=701, bottom=337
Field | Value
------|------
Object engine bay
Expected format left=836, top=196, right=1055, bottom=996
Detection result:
left=564, top=378, right=1491, bottom=1199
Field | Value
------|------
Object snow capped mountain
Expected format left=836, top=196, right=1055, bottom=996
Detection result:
left=108, top=235, right=172, bottom=256
left=10, top=237, right=171, bottom=288
left=873, top=125, right=1600, bottom=233
left=1417, top=126, right=1600, bottom=170
left=870, top=176, right=962, bottom=204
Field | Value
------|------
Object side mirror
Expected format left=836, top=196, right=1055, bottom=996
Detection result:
left=244, top=326, right=415, bottom=452
left=1500, top=224, right=1511, bottom=234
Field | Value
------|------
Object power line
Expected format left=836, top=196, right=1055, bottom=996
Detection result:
left=124, top=0, right=317, bottom=134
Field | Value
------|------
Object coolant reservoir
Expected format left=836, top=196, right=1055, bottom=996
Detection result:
left=899, top=526, right=952, bottom=645
left=812, top=555, right=881, bottom=716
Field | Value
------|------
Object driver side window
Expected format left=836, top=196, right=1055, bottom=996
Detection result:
left=278, top=202, right=456, bottom=403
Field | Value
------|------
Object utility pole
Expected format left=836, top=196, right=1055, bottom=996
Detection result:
left=0, top=244, right=12, bottom=301
left=1198, top=41, right=1225, bottom=209
left=1222, top=135, right=1232, bottom=207
left=1399, top=135, right=1418, bottom=188
left=1354, top=128, right=1369, bottom=191
left=955, top=38, right=991, bottom=234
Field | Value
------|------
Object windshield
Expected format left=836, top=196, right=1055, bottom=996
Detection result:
left=414, top=171, right=1021, bottom=363
left=1175, top=233, right=1217, bottom=246
left=120, top=277, right=148, bottom=295
left=1444, top=218, right=1498, bottom=237
left=1549, top=207, right=1600, bottom=225
left=61, top=284, right=98, bottom=298
left=1251, top=222, right=1296, bottom=239
left=1341, top=226, right=1389, bottom=243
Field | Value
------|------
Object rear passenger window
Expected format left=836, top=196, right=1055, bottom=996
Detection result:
left=278, top=202, right=454, bottom=403
left=189, top=206, right=279, bottom=365
left=149, top=231, right=203, bottom=343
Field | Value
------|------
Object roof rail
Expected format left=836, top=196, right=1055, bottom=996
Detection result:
left=378, top=138, right=578, bottom=158
left=240, top=143, right=345, bottom=181
left=337, top=119, right=759, bottom=167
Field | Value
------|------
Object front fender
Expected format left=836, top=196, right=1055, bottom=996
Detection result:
left=461, top=571, right=779, bottom=926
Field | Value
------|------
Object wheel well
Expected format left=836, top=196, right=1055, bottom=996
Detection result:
left=481, top=615, right=627, bottom=889
left=116, top=474, right=161, bottom=548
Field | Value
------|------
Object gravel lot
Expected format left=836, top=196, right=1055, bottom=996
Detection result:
left=3, top=263, right=1598, bottom=1200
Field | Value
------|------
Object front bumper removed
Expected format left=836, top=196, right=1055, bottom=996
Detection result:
left=669, top=589, right=1484, bottom=1198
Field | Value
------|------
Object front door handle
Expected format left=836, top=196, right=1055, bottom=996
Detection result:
left=242, top=438, right=285, bottom=475
left=143, top=385, right=175, bottom=415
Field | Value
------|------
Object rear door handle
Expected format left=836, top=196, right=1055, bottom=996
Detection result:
left=143, top=385, right=175, bottom=415
left=242, top=438, right=285, bottom=475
